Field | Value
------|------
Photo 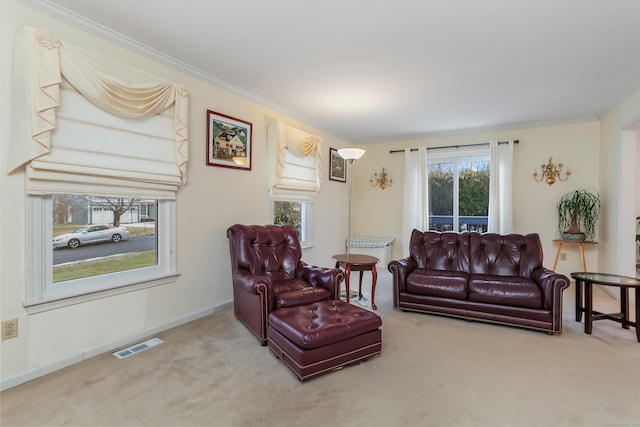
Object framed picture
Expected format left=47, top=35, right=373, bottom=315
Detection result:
left=329, top=147, right=346, bottom=182
left=206, top=110, right=252, bottom=171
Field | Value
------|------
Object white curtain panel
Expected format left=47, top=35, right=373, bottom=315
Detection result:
left=402, top=146, right=428, bottom=257
left=488, top=140, right=514, bottom=233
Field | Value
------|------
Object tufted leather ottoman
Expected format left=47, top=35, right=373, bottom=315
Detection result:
left=267, top=300, right=382, bottom=381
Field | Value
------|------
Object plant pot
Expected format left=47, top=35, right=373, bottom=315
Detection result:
left=562, top=232, right=586, bottom=242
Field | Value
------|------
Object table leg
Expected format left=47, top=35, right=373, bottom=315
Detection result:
left=553, top=242, right=563, bottom=271
left=358, top=271, right=363, bottom=299
left=344, top=264, right=351, bottom=304
left=584, top=281, right=593, bottom=335
left=578, top=244, right=587, bottom=272
left=621, top=288, right=629, bottom=330
left=371, top=263, right=378, bottom=310
left=635, top=288, right=640, bottom=342
left=575, top=279, right=583, bottom=322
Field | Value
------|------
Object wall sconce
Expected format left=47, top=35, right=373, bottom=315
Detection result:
left=370, top=167, right=392, bottom=190
left=533, top=157, right=571, bottom=186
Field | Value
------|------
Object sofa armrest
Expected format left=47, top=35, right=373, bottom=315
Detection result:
left=388, top=257, right=417, bottom=283
left=532, top=267, right=570, bottom=309
left=296, top=262, right=344, bottom=300
left=233, top=270, right=273, bottom=294
left=388, top=257, right=417, bottom=301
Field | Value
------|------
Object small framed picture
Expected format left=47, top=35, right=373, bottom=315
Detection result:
left=329, top=147, right=346, bottom=182
left=206, top=110, right=252, bottom=171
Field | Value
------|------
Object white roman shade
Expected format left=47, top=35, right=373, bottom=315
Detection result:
left=10, top=26, right=188, bottom=199
left=267, top=118, right=322, bottom=200
left=27, top=81, right=181, bottom=198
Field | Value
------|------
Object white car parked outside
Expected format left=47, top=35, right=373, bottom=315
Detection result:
left=53, top=224, right=130, bottom=249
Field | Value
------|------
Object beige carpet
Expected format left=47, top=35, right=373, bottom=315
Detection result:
left=2, top=271, right=639, bottom=427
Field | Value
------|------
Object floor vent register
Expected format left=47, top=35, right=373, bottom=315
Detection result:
left=112, top=337, right=163, bottom=359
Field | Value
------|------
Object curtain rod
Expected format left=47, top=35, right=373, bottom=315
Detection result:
left=389, top=140, right=518, bottom=154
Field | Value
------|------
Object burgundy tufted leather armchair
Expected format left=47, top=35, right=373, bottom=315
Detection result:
left=227, top=224, right=344, bottom=345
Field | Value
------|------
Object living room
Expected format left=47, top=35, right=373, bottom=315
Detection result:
left=1, top=1, right=640, bottom=425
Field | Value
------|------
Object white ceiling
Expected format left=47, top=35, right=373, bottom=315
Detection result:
left=22, top=0, right=640, bottom=142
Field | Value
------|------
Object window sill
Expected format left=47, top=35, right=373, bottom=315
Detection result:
left=23, top=273, right=179, bottom=314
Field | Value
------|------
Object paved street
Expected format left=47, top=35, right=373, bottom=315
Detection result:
left=53, top=236, right=156, bottom=265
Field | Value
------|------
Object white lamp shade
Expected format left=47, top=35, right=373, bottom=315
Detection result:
left=338, top=148, right=366, bottom=160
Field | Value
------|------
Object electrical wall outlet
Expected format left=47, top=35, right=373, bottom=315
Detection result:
left=560, top=252, right=567, bottom=261
left=2, top=319, right=18, bottom=340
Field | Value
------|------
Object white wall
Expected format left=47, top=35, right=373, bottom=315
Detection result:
left=3, top=0, right=640, bottom=391
left=355, top=122, right=600, bottom=278
left=637, top=132, right=640, bottom=216
left=598, top=84, right=640, bottom=277
left=0, top=2, right=351, bottom=389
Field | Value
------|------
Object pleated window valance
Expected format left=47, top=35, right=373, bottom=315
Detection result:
left=267, top=118, right=322, bottom=200
left=9, top=26, right=189, bottom=199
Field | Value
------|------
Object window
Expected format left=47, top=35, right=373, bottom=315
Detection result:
left=25, top=195, right=176, bottom=314
left=272, top=199, right=313, bottom=247
left=51, top=195, right=157, bottom=282
left=266, top=118, right=321, bottom=248
left=12, top=28, right=188, bottom=313
left=428, top=153, right=490, bottom=233
left=22, top=84, right=181, bottom=313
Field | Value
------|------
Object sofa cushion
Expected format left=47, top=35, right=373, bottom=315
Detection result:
left=229, top=224, right=302, bottom=280
left=469, top=232, right=543, bottom=278
left=268, top=300, right=382, bottom=349
left=468, top=274, right=542, bottom=309
left=410, top=230, right=470, bottom=272
left=273, top=279, right=331, bottom=309
left=406, top=269, right=469, bottom=300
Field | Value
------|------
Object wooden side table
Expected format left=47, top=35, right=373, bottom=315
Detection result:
left=552, top=239, right=598, bottom=272
left=332, top=254, right=379, bottom=310
left=571, top=272, right=640, bottom=342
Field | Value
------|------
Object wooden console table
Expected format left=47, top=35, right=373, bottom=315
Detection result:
left=552, top=239, right=598, bottom=272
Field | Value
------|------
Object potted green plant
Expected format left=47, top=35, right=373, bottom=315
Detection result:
left=557, top=189, right=600, bottom=242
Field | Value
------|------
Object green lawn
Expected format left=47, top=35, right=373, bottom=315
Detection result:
left=52, top=222, right=156, bottom=282
left=53, top=250, right=156, bottom=282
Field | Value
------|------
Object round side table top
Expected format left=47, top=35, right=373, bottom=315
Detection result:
left=332, top=254, right=379, bottom=265
left=571, top=272, right=640, bottom=288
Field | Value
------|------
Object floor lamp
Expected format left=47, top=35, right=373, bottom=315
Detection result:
left=338, top=148, right=366, bottom=259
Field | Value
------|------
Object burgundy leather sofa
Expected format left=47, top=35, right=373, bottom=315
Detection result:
left=388, top=230, right=570, bottom=334
left=227, top=224, right=344, bottom=345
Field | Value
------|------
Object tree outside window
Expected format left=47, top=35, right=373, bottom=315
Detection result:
left=272, top=199, right=313, bottom=247
left=273, top=200, right=302, bottom=235
left=51, top=194, right=157, bottom=283
left=428, top=157, right=490, bottom=232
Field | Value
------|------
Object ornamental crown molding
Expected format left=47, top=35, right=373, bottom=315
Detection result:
left=16, top=0, right=280, bottom=114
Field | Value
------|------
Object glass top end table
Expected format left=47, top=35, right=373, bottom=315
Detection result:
left=571, top=272, right=640, bottom=342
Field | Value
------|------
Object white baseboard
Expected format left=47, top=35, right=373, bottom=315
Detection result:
left=0, top=301, right=232, bottom=391
left=0, top=353, right=84, bottom=391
